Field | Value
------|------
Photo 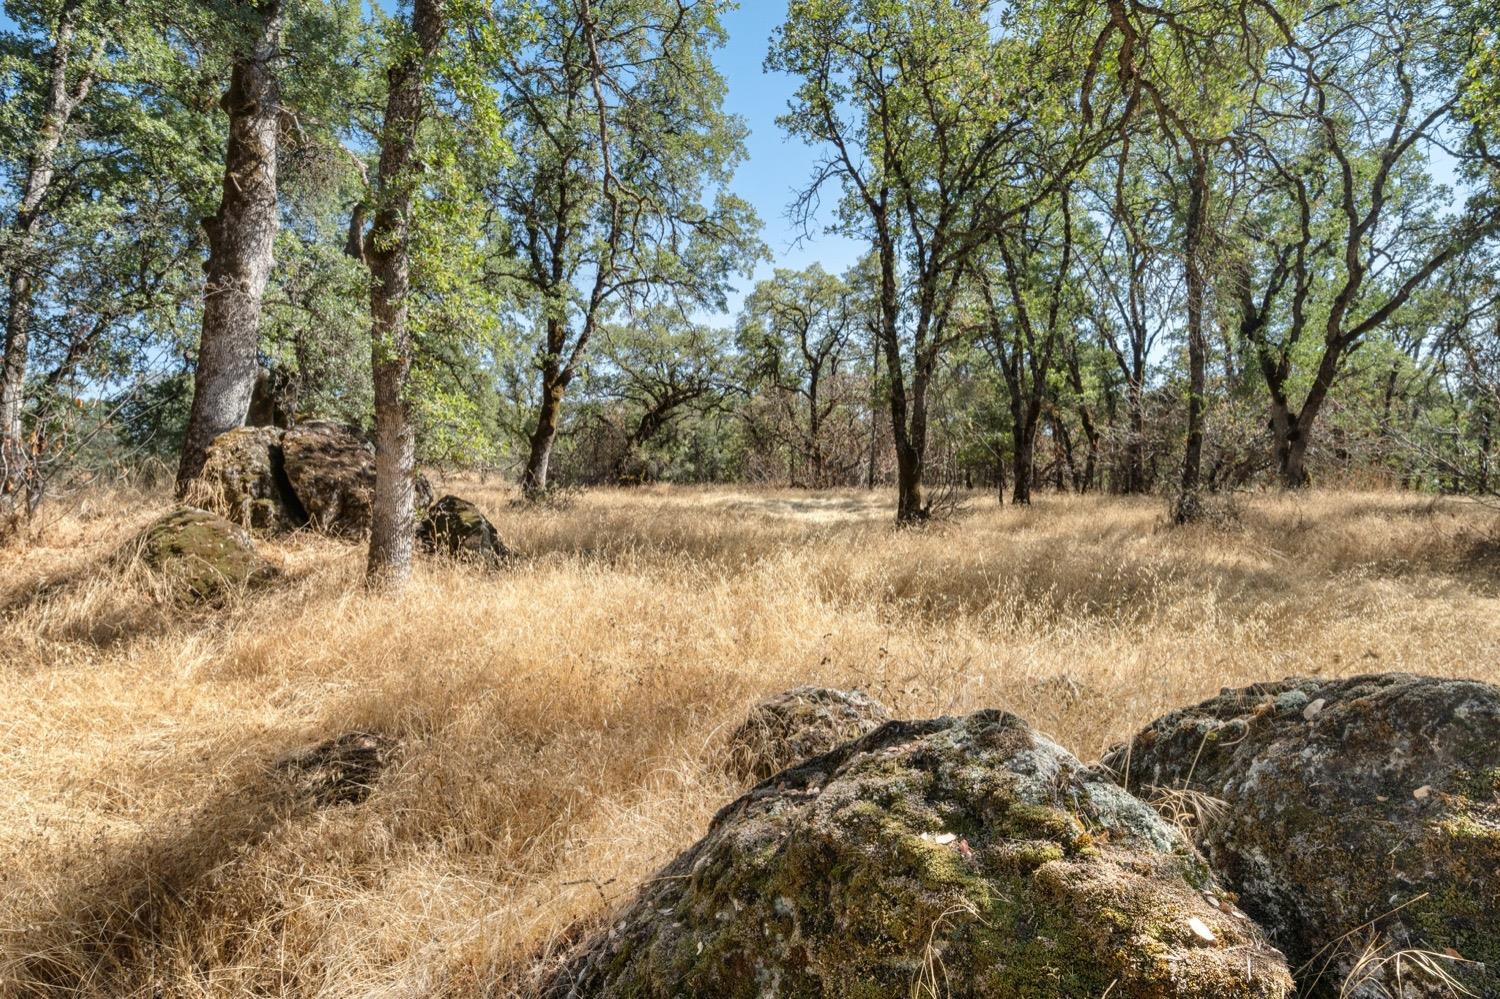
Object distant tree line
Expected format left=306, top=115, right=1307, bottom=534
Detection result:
left=1, top=0, right=1497, bottom=578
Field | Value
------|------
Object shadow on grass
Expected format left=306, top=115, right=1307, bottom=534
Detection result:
left=1, top=733, right=394, bottom=997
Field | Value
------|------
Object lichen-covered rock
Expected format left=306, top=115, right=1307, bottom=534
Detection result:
left=275, top=731, right=396, bottom=807
left=417, top=495, right=512, bottom=565
left=725, top=686, right=891, bottom=782
left=1104, top=673, right=1500, bottom=998
left=279, top=421, right=434, bottom=537
left=545, top=711, right=1293, bottom=999
left=280, top=421, right=377, bottom=537
left=188, top=426, right=305, bottom=531
left=135, top=507, right=277, bottom=601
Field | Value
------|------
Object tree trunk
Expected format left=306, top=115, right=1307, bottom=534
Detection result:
left=611, top=402, right=668, bottom=483
left=1, top=273, right=38, bottom=531
left=894, top=438, right=925, bottom=522
left=1055, top=415, right=1081, bottom=492
left=1174, top=156, right=1209, bottom=523
left=866, top=327, right=879, bottom=489
left=875, top=221, right=927, bottom=524
left=1120, top=384, right=1145, bottom=494
left=1007, top=374, right=1039, bottom=505
left=1012, top=428, right=1035, bottom=506
left=807, top=376, right=823, bottom=488
left=365, top=0, right=446, bottom=587
left=1, top=0, right=91, bottom=534
left=521, top=366, right=566, bottom=496
left=175, top=0, right=284, bottom=493
left=1280, top=431, right=1310, bottom=489
left=1267, top=395, right=1309, bottom=488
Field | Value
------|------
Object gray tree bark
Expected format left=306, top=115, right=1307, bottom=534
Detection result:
left=1, top=0, right=93, bottom=535
left=365, top=0, right=446, bottom=587
left=175, top=0, right=285, bottom=493
left=1174, top=156, right=1209, bottom=523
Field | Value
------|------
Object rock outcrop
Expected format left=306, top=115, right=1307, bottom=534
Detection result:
left=417, top=495, right=512, bottom=566
left=725, top=686, right=891, bottom=782
left=281, top=420, right=380, bottom=537
left=1105, top=673, right=1500, bottom=998
left=190, top=426, right=305, bottom=531
left=135, top=507, right=277, bottom=601
left=190, top=421, right=430, bottom=538
left=545, top=711, right=1293, bottom=999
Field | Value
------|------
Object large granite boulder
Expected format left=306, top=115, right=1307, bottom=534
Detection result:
left=135, top=507, right=277, bottom=601
left=1104, top=673, right=1500, bottom=998
left=417, top=495, right=512, bottom=566
left=189, top=426, right=305, bottom=531
left=545, top=711, right=1293, bottom=999
left=725, top=686, right=891, bottom=783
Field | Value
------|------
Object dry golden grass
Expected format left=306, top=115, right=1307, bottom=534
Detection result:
left=1, top=483, right=1498, bottom=997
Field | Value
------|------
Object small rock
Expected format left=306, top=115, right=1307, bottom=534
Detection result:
left=724, top=686, right=891, bottom=783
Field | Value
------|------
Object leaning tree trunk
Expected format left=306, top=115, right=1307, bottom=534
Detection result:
left=175, top=0, right=284, bottom=493
left=365, top=0, right=446, bottom=587
left=1, top=0, right=91, bottom=535
left=1174, top=157, right=1209, bottom=523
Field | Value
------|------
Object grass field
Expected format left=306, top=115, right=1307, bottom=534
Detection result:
left=2, top=485, right=1498, bottom=997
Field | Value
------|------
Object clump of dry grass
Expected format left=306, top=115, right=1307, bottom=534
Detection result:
left=1, top=484, right=1497, bottom=997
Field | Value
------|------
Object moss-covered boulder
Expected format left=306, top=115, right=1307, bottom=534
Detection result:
left=544, top=711, right=1293, bottom=999
left=135, top=507, right=277, bottom=601
left=417, top=495, right=512, bottom=566
left=1104, top=673, right=1500, bottom=998
left=281, top=420, right=431, bottom=537
left=726, top=686, right=891, bottom=783
left=188, top=426, right=306, bottom=532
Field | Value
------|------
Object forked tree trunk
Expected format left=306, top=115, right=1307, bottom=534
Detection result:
left=176, top=0, right=284, bottom=493
left=365, top=0, right=446, bottom=587
left=2, top=0, right=92, bottom=534
left=875, top=225, right=928, bottom=525
left=1268, top=395, right=1309, bottom=488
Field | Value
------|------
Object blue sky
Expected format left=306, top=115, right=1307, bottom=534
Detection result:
left=715, top=2, right=864, bottom=312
